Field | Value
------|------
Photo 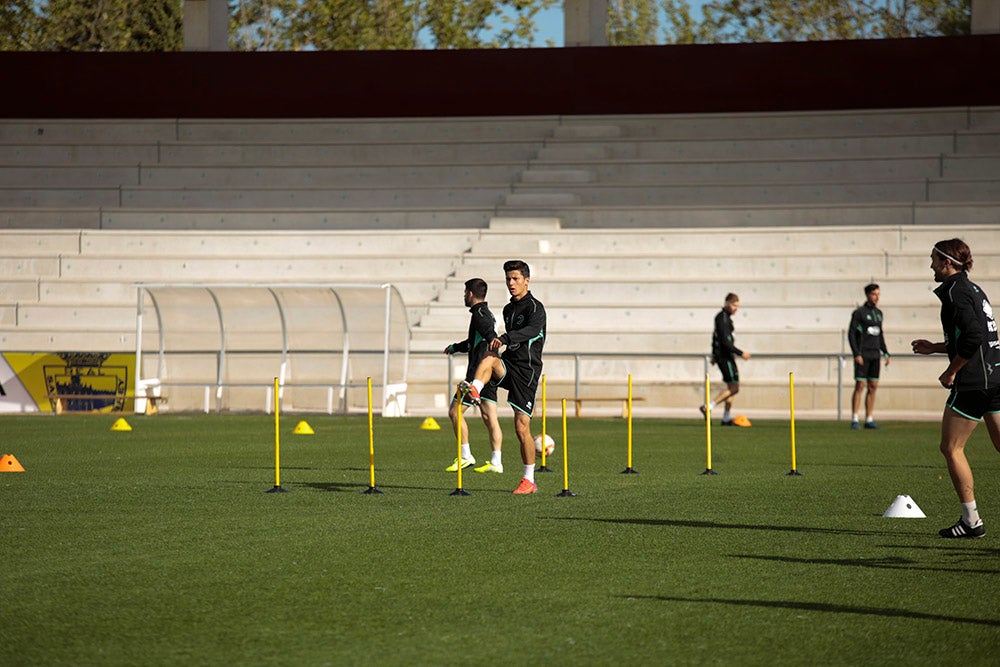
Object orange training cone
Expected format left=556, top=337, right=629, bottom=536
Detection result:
left=0, top=454, right=26, bottom=472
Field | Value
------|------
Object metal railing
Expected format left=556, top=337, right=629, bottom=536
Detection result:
left=431, top=350, right=939, bottom=421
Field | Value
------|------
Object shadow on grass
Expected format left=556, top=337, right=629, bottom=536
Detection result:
left=297, top=481, right=512, bottom=494
left=550, top=516, right=886, bottom=537
left=624, top=595, right=1000, bottom=627
left=729, top=553, right=1000, bottom=575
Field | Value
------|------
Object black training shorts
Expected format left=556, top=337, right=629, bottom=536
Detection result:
left=493, top=359, right=540, bottom=416
left=717, top=357, right=739, bottom=384
left=946, top=386, right=1000, bottom=421
left=853, top=356, right=882, bottom=382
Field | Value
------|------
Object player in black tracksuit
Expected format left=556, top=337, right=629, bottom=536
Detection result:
left=459, top=260, right=546, bottom=495
left=911, top=239, right=1000, bottom=539
left=443, top=278, right=503, bottom=473
left=848, top=283, right=890, bottom=429
left=702, top=293, right=750, bottom=426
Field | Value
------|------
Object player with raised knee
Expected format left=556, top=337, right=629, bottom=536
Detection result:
left=458, top=260, right=546, bottom=495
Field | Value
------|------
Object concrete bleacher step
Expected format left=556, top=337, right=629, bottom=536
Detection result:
left=136, top=164, right=525, bottom=188
left=0, top=143, right=160, bottom=166
left=96, top=208, right=496, bottom=230
left=508, top=178, right=1000, bottom=207
left=0, top=120, right=179, bottom=142
left=455, top=253, right=973, bottom=281
left=57, top=255, right=462, bottom=282
left=556, top=108, right=997, bottom=139
left=438, top=277, right=950, bottom=308
left=0, top=208, right=102, bottom=229
left=156, top=141, right=544, bottom=166
left=0, top=166, right=139, bottom=188
left=74, top=229, right=476, bottom=257
left=0, top=280, right=39, bottom=303
left=0, top=328, right=134, bottom=350
left=537, top=133, right=965, bottom=161
left=118, top=185, right=510, bottom=209
left=0, top=188, right=120, bottom=208
left=417, top=304, right=942, bottom=332
left=520, top=169, right=595, bottom=184
left=525, top=155, right=950, bottom=182
left=4, top=304, right=135, bottom=330
left=542, top=130, right=1000, bottom=159
left=494, top=201, right=1000, bottom=228
left=467, top=225, right=949, bottom=255
left=172, top=117, right=560, bottom=143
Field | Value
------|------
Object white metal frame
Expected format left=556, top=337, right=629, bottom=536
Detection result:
left=134, top=282, right=408, bottom=414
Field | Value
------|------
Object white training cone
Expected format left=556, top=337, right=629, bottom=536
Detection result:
left=882, top=494, right=926, bottom=518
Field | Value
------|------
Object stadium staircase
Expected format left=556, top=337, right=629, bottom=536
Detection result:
left=1, top=107, right=999, bottom=417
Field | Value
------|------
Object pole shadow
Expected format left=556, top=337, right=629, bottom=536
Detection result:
left=623, top=594, right=1000, bottom=627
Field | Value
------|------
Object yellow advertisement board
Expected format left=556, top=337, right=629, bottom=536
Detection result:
left=0, top=352, right=136, bottom=414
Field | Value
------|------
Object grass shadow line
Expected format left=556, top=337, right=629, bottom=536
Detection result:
left=728, top=552, right=1000, bottom=576
left=549, top=516, right=886, bottom=537
left=624, top=594, right=1000, bottom=627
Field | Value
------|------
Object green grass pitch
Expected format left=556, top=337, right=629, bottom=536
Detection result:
left=2, top=413, right=999, bottom=665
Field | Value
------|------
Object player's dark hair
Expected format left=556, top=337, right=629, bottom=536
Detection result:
left=503, top=260, right=530, bottom=278
left=464, top=278, right=488, bottom=300
left=724, top=292, right=739, bottom=303
left=864, top=283, right=879, bottom=295
left=933, top=239, right=973, bottom=272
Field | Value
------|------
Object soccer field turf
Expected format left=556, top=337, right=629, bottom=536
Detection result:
left=2, top=414, right=999, bottom=665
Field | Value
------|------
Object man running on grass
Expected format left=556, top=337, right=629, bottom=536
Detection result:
left=459, top=260, right=546, bottom=495
left=701, top=293, right=751, bottom=426
left=911, top=238, right=1000, bottom=539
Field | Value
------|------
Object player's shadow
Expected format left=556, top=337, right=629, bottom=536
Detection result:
left=549, top=516, right=886, bottom=537
left=298, top=480, right=502, bottom=494
left=622, top=594, right=1000, bottom=627
left=727, top=552, right=1000, bottom=576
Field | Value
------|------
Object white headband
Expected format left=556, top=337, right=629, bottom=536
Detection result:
left=933, top=245, right=962, bottom=267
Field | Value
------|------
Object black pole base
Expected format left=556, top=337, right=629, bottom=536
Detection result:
left=556, top=489, right=577, bottom=497
left=536, top=465, right=554, bottom=473
left=449, top=488, right=472, bottom=496
left=266, top=485, right=289, bottom=493
left=786, top=469, right=804, bottom=476
left=362, top=486, right=384, bottom=494
left=700, top=468, right=719, bottom=476
left=620, top=467, right=639, bottom=474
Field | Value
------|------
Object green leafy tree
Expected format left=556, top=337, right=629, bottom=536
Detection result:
left=608, top=0, right=659, bottom=45
left=34, top=0, right=182, bottom=51
left=231, top=0, right=296, bottom=50
left=0, top=0, right=39, bottom=50
left=676, top=0, right=971, bottom=44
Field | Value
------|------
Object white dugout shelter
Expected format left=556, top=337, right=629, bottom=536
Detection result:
left=134, top=284, right=410, bottom=415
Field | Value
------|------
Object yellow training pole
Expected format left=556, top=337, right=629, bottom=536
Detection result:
left=450, top=397, right=470, bottom=495
left=556, top=398, right=576, bottom=496
left=621, top=373, right=638, bottom=474
left=363, top=377, right=383, bottom=494
left=787, top=372, right=803, bottom=476
left=266, top=377, right=287, bottom=493
left=538, top=374, right=552, bottom=472
left=700, top=372, right=717, bottom=475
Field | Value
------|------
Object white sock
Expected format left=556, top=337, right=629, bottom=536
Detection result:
left=461, top=443, right=472, bottom=459
left=708, top=401, right=717, bottom=410
left=866, top=416, right=875, bottom=424
left=523, top=464, right=535, bottom=483
left=852, top=413, right=860, bottom=422
left=723, top=410, right=731, bottom=422
left=471, top=379, right=484, bottom=392
left=962, top=501, right=982, bottom=526
left=491, top=450, right=502, bottom=465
